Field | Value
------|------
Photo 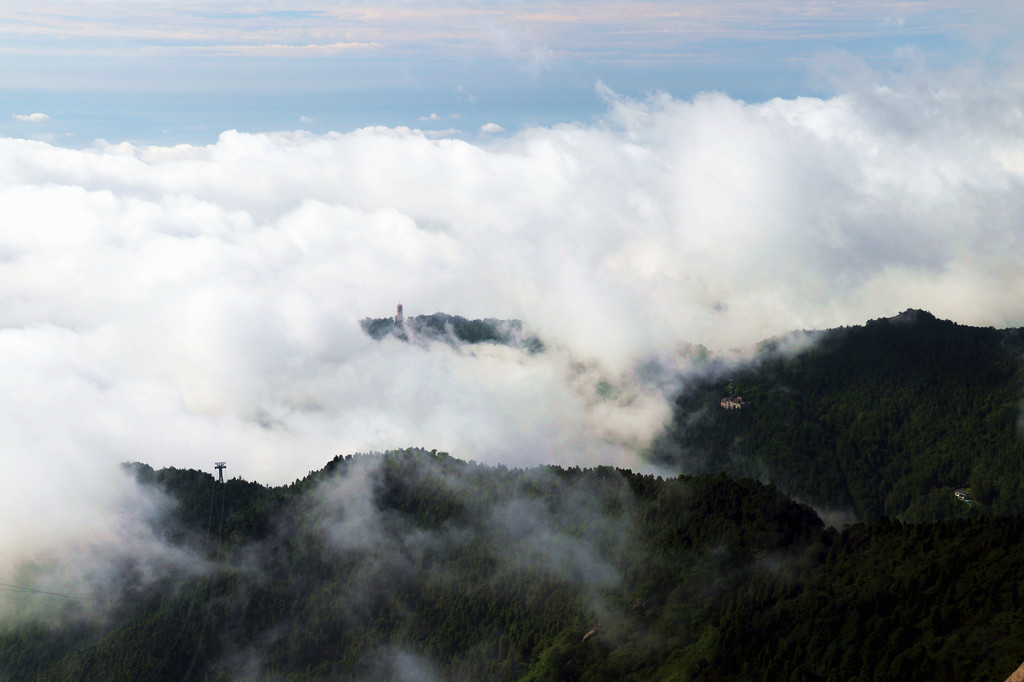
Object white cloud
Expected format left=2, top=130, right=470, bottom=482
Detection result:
left=480, top=122, right=504, bottom=133
left=12, top=112, right=49, bottom=122
left=1, top=60, right=1024, bottom=582
left=419, top=113, right=459, bottom=122
left=299, top=116, right=314, bottom=123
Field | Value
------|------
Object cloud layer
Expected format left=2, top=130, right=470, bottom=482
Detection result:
left=1, top=63, right=1024, bottom=581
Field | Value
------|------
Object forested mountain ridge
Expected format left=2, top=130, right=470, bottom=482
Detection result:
left=361, top=312, right=544, bottom=352
left=3, top=450, right=1024, bottom=681
left=654, top=310, right=1024, bottom=522
left=6, top=311, right=1024, bottom=680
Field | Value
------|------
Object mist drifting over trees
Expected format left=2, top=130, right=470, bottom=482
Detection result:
left=4, top=3, right=1024, bottom=676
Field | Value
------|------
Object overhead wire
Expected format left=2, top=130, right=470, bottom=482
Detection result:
left=141, top=473, right=220, bottom=682
left=182, top=469, right=228, bottom=681
left=2, top=467, right=229, bottom=680
left=0, top=581, right=124, bottom=603
left=0, top=469, right=227, bottom=681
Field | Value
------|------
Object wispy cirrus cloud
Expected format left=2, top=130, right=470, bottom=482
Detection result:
left=0, top=1, right=982, bottom=61
left=187, top=41, right=381, bottom=56
left=0, top=0, right=1004, bottom=121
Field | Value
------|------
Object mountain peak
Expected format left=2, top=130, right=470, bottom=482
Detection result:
left=883, top=308, right=935, bottom=325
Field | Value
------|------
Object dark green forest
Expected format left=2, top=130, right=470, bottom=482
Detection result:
left=4, top=311, right=1024, bottom=680
left=655, top=309, right=1024, bottom=522
left=2, top=450, right=1024, bottom=681
left=361, top=312, right=544, bottom=352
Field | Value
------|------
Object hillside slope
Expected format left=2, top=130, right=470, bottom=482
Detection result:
left=653, top=310, right=1024, bottom=522
left=361, top=312, right=544, bottom=352
left=3, top=451, right=1024, bottom=680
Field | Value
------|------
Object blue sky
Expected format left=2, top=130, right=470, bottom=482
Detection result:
left=1, top=1, right=1013, bottom=144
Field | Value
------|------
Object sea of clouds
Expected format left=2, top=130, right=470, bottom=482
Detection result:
left=1, top=61, right=1024, bottom=582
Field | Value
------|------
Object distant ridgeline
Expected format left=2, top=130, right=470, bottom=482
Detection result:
left=653, top=309, right=1024, bottom=523
left=5, top=449, right=1024, bottom=681
left=361, top=311, right=544, bottom=352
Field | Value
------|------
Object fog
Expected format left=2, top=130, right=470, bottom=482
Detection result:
left=2, top=58, right=1024, bottom=585
left=287, top=452, right=637, bottom=679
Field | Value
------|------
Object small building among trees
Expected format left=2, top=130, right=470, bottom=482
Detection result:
left=954, top=489, right=973, bottom=503
left=720, top=396, right=746, bottom=410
